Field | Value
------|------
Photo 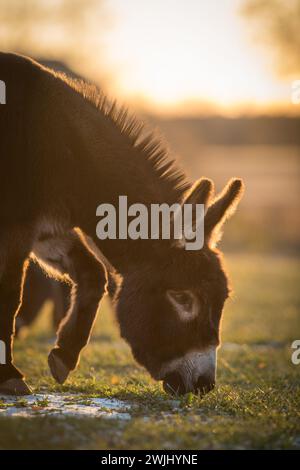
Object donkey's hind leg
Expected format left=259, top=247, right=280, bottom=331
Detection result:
left=0, top=233, right=32, bottom=395
left=33, top=230, right=107, bottom=384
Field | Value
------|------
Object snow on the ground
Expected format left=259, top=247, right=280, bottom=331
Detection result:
left=0, top=393, right=132, bottom=420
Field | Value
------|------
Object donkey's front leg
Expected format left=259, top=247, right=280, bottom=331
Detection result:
left=48, top=236, right=107, bottom=384
left=0, top=245, right=32, bottom=395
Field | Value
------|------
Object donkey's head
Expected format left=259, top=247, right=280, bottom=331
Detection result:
left=116, top=178, right=244, bottom=396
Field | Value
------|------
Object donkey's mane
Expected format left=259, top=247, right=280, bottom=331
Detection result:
left=56, top=71, right=190, bottom=202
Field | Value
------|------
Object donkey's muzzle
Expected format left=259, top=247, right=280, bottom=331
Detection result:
left=163, top=371, right=215, bottom=396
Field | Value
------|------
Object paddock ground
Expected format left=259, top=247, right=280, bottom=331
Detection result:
left=0, top=253, right=299, bottom=450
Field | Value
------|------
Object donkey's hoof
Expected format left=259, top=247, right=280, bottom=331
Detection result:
left=0, top=378, right=32, bottom=396
left=48, top=349, right=70, bottom=384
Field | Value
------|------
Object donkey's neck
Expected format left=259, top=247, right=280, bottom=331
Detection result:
left=60, top=76, right=188, bottom=270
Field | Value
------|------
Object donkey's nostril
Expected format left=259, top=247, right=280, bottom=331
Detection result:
left=194, top=375, right=215, bottom=396
left=163, top=371, right=186, bottom=396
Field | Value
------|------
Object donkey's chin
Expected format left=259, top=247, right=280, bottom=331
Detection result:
left=160, top=347, right=217, bottom=396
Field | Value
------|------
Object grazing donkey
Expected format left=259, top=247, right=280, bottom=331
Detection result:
left=0, top=53, right=244, bottom=396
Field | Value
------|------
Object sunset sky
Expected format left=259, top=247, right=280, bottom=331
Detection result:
left=1, top=0, right=298, bottom=116
left=96, top=0, right=297, bottom=115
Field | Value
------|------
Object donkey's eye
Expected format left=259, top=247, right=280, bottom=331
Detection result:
left=166, top=290, right=197, bottom=320
left=170, top=292, right=192, bottom=308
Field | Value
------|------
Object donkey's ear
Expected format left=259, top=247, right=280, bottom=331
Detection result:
left=182, top=178, right=214, bottom=208
left=171, top=178, right=214, bottom=249
left=205, top=178, right=244, bottom=245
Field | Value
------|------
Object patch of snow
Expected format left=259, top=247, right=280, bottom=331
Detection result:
left=0, top=393, right=132, bottom=420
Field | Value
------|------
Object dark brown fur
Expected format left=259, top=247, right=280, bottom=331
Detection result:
left=0, top=53, right=243, bottom=395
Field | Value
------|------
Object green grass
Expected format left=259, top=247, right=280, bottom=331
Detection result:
left=0, top=254, right=299, bottom=449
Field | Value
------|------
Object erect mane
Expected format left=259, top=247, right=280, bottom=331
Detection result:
left=56, top=72, right=190, bottom=203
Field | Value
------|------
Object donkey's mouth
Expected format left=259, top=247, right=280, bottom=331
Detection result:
left=162, top=370, right=215, bottom=396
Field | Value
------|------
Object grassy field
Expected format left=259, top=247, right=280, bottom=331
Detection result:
left=0, top=253, right=299, bottom=450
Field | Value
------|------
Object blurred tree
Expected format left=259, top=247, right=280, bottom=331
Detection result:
left=241, top=0, right=300, bottom=77
left=0, top=0, right=110, bottom=70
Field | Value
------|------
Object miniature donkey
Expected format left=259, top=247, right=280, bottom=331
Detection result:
left=0, top=53, right=244, bottom=396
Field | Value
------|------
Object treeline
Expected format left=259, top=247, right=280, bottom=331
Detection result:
left=157, top=116, right=300, bottom=146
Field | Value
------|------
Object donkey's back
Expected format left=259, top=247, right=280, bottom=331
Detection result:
left=0, top=53, right=46, bottom=222
left=0, top=52, right=84, bottom=225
